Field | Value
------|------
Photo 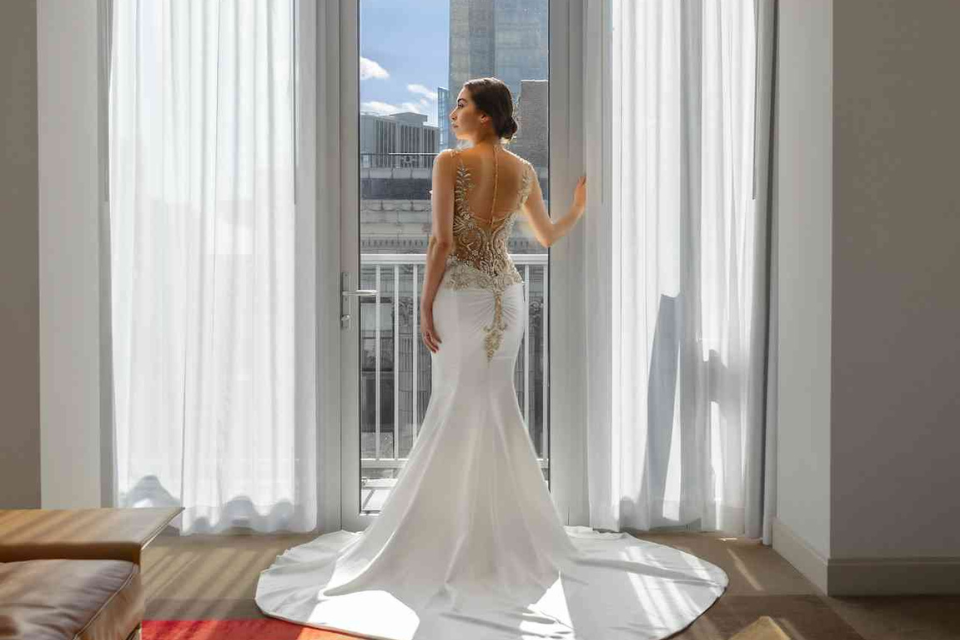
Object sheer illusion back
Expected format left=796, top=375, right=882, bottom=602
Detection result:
left=441, top=145, right=534, bottom=360
left=447, top=144, right=533, bottom=265
left=454, top=144, right=533, bottom=227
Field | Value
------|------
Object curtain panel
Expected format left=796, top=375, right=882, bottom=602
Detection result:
left=106, top=0, right=318, bottom=534
left=582, top=0, right=778, bottom=542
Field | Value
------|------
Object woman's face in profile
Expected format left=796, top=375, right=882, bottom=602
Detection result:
left=449, top=87, right=484, bottom=140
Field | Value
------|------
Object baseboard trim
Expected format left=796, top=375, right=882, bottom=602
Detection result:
left=772, top=517, right=960, bottom=595
left=771, top=517, right=828, bottom=594
left=828, top=554, right=960, bottom=596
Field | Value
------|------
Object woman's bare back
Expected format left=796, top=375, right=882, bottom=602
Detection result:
left=452, top=145, right=533, bottom=227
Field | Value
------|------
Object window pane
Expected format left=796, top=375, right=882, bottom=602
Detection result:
left=358, top=0, right=550, bottom=514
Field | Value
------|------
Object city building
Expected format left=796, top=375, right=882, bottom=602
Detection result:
left=360, top=111, right=439, bottom=169
left=437, top=87, right=450, bottom=149
left=509, top=79, right=548, bottom=169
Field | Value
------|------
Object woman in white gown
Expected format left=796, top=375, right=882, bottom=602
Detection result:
left=256, top=77, right=728, bottom=640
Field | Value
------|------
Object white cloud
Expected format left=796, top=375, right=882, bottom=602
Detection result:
left=398, top=101, right=428, bottom=115
left=360, top=57, right=389, bottom=80
left=407, top=84, right=438, bottom=101
left=361, top=100, right=425, bottom=115
left=361, top=100, right=402, bottom=116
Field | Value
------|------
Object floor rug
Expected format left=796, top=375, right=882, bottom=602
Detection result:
left=143, top=619, right=355, bottom=639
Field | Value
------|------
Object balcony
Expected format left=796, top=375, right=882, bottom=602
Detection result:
left=357, top=252, right=549, bottom=513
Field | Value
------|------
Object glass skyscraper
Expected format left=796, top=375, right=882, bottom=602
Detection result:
left=447, top=0, right=548, bottom=151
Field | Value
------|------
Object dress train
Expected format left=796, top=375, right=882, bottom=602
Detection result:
left=255, top=281, right=728, bottom=639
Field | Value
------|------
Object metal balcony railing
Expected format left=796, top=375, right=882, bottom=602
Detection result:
left=360, top=152, right=439, bottom=169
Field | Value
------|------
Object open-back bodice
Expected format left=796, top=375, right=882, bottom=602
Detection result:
left=443, top=146, right=534, bottom=294
left=441, top=146, right=535, bottom=360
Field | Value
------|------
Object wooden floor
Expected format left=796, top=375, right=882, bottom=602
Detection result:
left=142, top=530, right=960, bottom=639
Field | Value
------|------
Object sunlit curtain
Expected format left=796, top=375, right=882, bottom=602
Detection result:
left=107, top=0, right=317, bottom=534
left=583, top=0, right=778, bottom=541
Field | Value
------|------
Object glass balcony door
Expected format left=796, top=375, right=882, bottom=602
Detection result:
left=338, top=0, right=553, bottom=532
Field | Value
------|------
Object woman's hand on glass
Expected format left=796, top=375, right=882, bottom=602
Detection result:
left=573, top=174, right=587, bottom=213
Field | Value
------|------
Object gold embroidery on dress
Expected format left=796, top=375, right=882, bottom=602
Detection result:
left=442, top=147, right=534, bottom=360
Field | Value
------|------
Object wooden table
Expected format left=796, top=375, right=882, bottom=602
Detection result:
left=0, top=507, right=183, bottom=566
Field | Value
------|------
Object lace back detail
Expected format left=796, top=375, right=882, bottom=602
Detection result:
left=443, top=148, right=532, bottom=360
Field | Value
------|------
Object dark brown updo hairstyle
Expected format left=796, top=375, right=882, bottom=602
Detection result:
left=462, top=77, right=519, bottom=143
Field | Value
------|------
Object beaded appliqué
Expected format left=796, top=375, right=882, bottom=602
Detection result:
left=442, top=151, right=534, bottom=360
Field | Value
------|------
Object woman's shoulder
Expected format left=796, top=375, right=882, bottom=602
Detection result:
left=434, top=148, right=463, bottom=174
left=442, top=147, right=532, bottom=177
left=505, top=150, right=534, bottom=174
left=503, top=148, right=528, bottom=162
left=447, top=146, right=528, bottom=162
left=437, top=148, right=461, bottom=161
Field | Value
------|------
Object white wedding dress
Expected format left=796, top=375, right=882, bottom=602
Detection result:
left=255, top=146, right=728, bottom=639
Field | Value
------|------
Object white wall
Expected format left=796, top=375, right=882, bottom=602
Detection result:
left=776, top=0, right=960, bottom=594
left=775, top=0, right=833, bottom=562
left=831, top=0, right=960, bottom=560
left=38, top=0, right=103, bottom=508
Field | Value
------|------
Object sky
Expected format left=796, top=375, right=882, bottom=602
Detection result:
left=360, top=0, right=450, bottom=127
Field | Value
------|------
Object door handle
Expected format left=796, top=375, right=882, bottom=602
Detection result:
left=341, top=271, right=378, bottom=329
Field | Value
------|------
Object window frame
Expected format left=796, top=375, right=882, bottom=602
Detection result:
left=309, top=0, right=590, bottom=533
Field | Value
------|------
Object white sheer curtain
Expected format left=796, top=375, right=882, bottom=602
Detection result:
left=107, top=0, right=318, bottom=534
left=583, top=0, right=777, bottom=540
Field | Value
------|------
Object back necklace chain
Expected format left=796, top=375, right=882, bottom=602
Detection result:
left=490, top=143, right=499, bottom=220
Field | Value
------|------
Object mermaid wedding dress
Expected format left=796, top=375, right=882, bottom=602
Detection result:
left=255, top=146, right=728, bottom=639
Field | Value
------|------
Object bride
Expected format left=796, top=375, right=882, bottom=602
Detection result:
left=256, top=77, right=728, bottom=640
